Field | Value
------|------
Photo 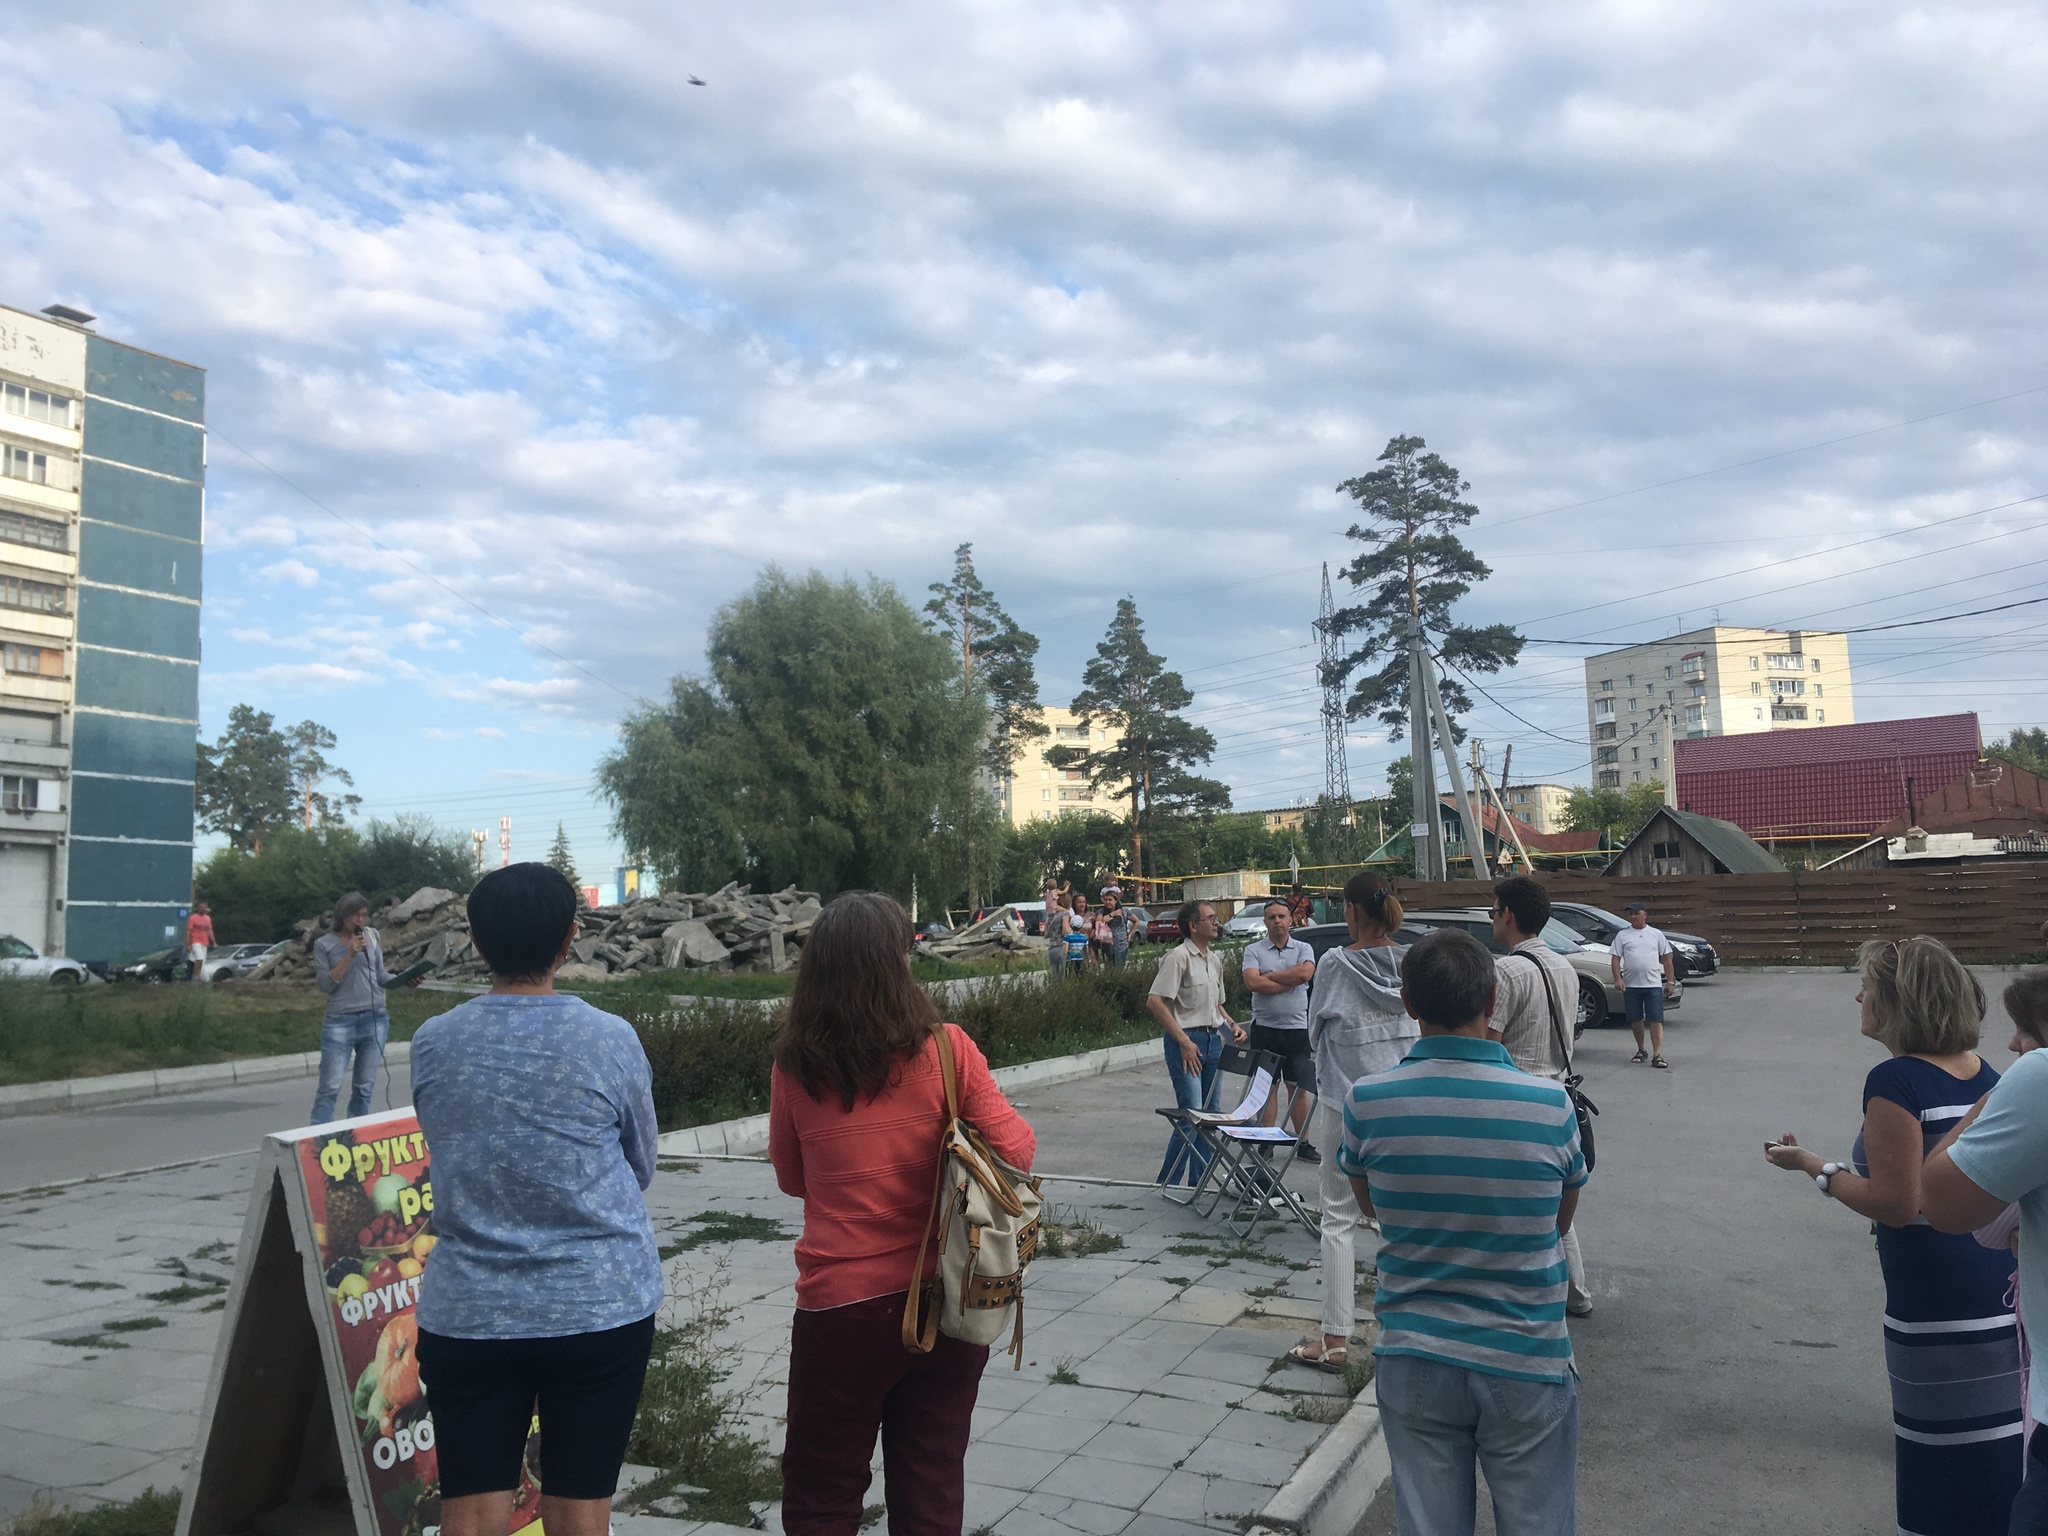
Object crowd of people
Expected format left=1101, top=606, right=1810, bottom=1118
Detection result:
left=305, top=860, right=2048, bottom=1536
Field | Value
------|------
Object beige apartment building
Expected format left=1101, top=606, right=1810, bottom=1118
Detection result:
left=1501, top=782, right=1573, bottom=834
left=1584, top=626, right=1854, bottom=791
left=1002, top=706, right=1122, bottom=825
left=0, top=309, right=82, bottom=954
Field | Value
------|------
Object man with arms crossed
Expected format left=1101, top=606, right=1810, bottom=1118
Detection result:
left=1242, top=897, right=1319, bottom=1162
left=1923, top=966, right=2048, bottom=1532
left=1149, top=900, right=1246, bottom=1186
left=1341, top=929, right=1588, bottom=1535
left=1490, top=876, right=1595, bottom=1317
left=1610, top=901, right=1678, bottom=1068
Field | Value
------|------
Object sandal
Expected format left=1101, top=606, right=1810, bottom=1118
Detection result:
left=1651, top=1055, right=1669, bottom=1069
left=1286, top=1340, right=1349, bottom=1373
left=1630, top=1050, right=1648, bottom=1064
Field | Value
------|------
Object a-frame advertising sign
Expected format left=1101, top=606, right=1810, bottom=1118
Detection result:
left=175, top=1110, right=543, bottom=1536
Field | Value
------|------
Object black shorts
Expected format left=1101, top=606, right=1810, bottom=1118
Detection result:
left=416, top=1314, right=656, bottom=1500
left=1246, top=1024, right=1313, bottom=1090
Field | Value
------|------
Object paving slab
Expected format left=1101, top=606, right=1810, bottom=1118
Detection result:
left=0, top=1059, right=1354, bottom=1536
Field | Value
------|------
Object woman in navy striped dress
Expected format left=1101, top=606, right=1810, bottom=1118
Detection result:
left=1767, top=936, right=2022, bottom=1535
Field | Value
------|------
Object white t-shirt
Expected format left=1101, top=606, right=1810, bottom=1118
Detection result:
left=1610, top=925, right=1672, bottom=988
left=1950, top=1048, right=2048, bottom=1421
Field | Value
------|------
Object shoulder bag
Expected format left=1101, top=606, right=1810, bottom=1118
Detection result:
left=1509, top=955, right=1598, bottom=1173
left=901, top=1024, right=1044, bottom=1368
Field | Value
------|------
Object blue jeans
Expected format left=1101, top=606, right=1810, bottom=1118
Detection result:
left=1112, top=943, right=1128, bottom=970
left=313, top=1008, right=390, bottom=1123
left=1376, top=1353, right=1579, bottom=1536
left=1156, top=1027, right=1225, bottom=1186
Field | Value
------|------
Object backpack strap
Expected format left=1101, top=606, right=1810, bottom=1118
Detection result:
left=901, top=1025, right=962, bottom=1354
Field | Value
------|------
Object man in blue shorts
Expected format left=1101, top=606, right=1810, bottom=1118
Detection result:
left=1609, top=901, right=1677, bottom=1069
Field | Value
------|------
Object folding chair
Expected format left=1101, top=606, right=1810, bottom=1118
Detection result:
left=1154, top=1045, right=1277, bottom=1210
left=1209, top=1076, right=1321, bottom=1239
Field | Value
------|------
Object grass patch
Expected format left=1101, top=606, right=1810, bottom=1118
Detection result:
left=0, top=1489, right=179, bottom=1536
left=623, top=1266, right=781, bottom=1524
left=859, top=1506, right=886, bottom=1530
left=200, top=1298, right=226, bottom=1313
left=0, top=979, right=457, bottom=1086
left=51, top=1334, right=125, bottom=1351
left=659, top=1210, right=793, bottom=1257
left=1047, top=1355, right=1081, bottom=1385
left=41, top=1279, right=123, bottom=1291
left=1039, top=1205, right=1124, bottom=1258
left=101, top=1317, right=168, bottom=1334
left=143, top=1283, right=223, bottom=1305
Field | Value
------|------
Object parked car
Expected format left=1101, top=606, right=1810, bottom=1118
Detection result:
left=1143, top=910, right=1188, bottom=944
left=205, top=940, right=284, bottom=982
left=115, top=946, right=188, bottom=984
left=0, top=933, right=89, bottom=985
left=1548, top=902, right=1719, bottom=978
left=913, top=920, right=953, bottom=941
left=1295, top=910, right=1678, bottom=1033
left=1221, top=906, right=1270, bottom=939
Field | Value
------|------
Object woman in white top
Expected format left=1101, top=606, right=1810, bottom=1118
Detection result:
left=1290, top=871, right=1415, bottom=1372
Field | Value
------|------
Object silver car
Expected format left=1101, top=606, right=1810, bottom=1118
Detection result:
left=0, top=933, right=90, bottom=985
left=1403, top=908, right=1680, bottom=1032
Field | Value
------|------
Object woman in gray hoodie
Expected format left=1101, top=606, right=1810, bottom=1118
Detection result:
left=1290, top=871, right=1415, bottom=1372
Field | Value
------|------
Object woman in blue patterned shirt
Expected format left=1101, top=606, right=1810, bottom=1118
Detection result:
left=412, top=863, right=662, bottom=1536
left=1766, top=936, right=2022, bottom=1535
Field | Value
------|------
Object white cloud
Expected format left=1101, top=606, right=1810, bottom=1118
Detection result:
left=3, top=0, right=2040, bottom=812
left=259, top=557, right=321, bottom=588
left=473, top=726, right=506, bottom=738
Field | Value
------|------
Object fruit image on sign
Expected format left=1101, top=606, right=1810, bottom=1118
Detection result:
left=295, top=1117, right=542, bottom=1536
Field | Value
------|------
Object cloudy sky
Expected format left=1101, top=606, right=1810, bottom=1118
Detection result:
left=6, top=1, right=2043, bottom=881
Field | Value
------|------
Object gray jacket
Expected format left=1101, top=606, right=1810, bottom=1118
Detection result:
left=1307, top=943, right=1417, bottom=1106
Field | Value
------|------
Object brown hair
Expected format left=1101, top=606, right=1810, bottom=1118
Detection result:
left=1857, top=936, right=1985, bottom=1056
left=774, top=892, right=939, bottom=1110
left=1343, top=871, right=1405, bottom=935
left=2006, top=968, right=2048, bottom=1049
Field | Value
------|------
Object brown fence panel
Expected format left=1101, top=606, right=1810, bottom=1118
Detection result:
left=1385, top=864, right=2048, bottom=962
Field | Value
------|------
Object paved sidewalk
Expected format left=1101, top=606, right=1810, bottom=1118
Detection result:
left=0, top=1064, right=1365, bottom=1536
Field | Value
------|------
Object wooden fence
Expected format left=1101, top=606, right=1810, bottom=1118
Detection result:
left=1387, top=863, right=2048, bottom=963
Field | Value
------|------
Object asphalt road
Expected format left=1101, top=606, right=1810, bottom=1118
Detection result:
left=1352, top=966, right=2029, bottom=1536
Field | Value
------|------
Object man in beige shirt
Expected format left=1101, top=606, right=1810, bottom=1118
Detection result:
left=1148, top=900, right=1246, bottom=1185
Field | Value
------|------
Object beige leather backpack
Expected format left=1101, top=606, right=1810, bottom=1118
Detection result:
left=900, top=1024, right=1043, bottom=1368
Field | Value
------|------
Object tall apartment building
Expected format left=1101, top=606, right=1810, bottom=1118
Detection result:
left=1500, top=782, right=1573, bottom=835
left=1001, top=706, right=1121, bottom=825
left=1583, top=626, right=1853, bottom=793
left=0, top=303, right=203, bottom=959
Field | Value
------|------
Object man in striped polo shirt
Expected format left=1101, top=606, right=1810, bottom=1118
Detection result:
left=1339, top=928, right=1588, bottom=1535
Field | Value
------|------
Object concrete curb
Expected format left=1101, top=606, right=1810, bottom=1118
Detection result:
left=655, top=1036, right=1158, bottom=1158
left=0, top=1041, right=414, bottom=1120
left=1249, top=1392, right=1391, bottom=1536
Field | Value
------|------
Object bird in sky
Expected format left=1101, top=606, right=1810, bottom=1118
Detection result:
left=687, top=75, right=706, bottom=86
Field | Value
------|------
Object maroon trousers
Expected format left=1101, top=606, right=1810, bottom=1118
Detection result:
left=782, top=1291, right=988, bottom=1536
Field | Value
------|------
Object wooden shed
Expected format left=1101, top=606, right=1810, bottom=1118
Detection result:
left=1604, top=807, right=1786, bottom=877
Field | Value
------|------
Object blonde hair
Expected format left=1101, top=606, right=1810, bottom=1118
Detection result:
left=1857, top=936, right=1984, bottom=1056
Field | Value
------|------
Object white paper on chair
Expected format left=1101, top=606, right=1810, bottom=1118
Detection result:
left=1216, top=1125, right=1298, bottom=1142
left=1187, top=1068, right=1273, bottom=1123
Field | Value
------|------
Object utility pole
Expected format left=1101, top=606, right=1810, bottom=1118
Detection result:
left=1315, top=564, right=1354, bottom=852
left=1407, top=617, right=1441, bottom=879
left=1419, top=651, right=1486, bottom=878
left=1473, top=740, right=1530, bottom=875
left=498, top=817, right=511, bottom=869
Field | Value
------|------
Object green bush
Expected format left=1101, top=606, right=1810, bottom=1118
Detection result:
left=194, top=816, right=476, bottom=945
left=626, top=960, right=1168, bottom=1132
left=1, top=1490, right=179, bottom=1536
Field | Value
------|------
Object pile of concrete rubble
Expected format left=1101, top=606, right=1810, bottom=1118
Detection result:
left=911, top=905, right=1041, bottom=966
left=241, top=881, right=825, bottom=985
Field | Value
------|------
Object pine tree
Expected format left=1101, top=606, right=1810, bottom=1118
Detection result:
left=924, top=543, right=1049, bottom=773
left=1049, top=598, right=1227, bottom=877
left=1327, top=435, right=1525, bottom=739
left=547, top=822, right=580, bottom=895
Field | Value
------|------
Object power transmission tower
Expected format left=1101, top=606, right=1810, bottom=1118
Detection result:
left=1315, top=564, right=1353, bottom=845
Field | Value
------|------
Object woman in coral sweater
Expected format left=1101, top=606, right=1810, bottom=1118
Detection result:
left=769, top=892, right=1035, bottom=1536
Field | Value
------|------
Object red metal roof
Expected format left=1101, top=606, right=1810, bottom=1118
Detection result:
left=1674, top=714, right=1982, bottom=838
left=1874, top=757, right=2048, bottom=839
